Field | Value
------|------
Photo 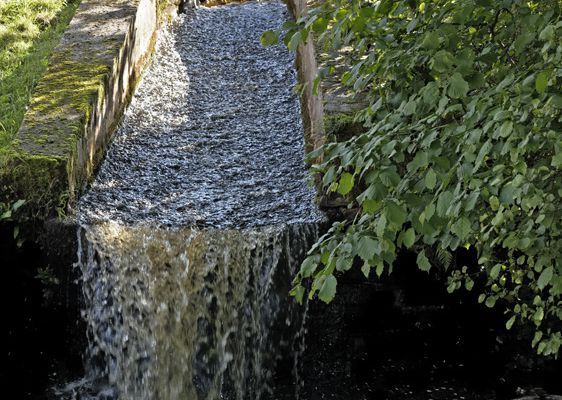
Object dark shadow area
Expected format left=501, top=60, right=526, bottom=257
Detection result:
left=271, top=249, right=562, bottom=400
left=0, top=222, right=83, bottom=399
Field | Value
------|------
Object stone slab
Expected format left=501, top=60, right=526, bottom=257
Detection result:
left=1, top=0, right=181, bottom=219
left=286, top=0, right=325, bottom=154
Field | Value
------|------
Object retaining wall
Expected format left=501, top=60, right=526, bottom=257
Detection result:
left=286, top=0, right=325, bottom=154
left=1, top=0, right=181, bottom=219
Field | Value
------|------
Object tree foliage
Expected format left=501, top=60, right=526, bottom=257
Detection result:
left=264, top=0, right=562, bottom=356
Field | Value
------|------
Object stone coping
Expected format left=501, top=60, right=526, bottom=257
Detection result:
left=286, top=0, right=325, bottom=154
left=1, top=0, right=180, bottom=219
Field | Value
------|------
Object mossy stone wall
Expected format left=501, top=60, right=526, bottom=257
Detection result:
left=1, top=0, right=182, bottom=219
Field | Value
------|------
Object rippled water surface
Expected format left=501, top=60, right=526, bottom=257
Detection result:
left=79, top=1, right=321, bottom=228
left=68, top=2, right=322, bottom=399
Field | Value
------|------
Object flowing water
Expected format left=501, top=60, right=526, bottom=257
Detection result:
left=67, top=2, right=322, bottom=399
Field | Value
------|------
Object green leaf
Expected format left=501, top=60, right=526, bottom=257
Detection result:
left=417, top=251, right=431, bottom=272
left=357, top=236, right=378, bottom=261
left=377, top=0, right=396, bottom=15
left=425, top=168, right=437, bottom=190
left=290, top=285, right=305, bottom=304
left=359, top=7, right=375, bottom=18
left=301, top=255, right=319, bottom=278
left=260, top=30, right=279, bottom=47
left=287, top=31, right=302, bottom=51
left=338, top=172, right=354, bottom=195
left=431, top=50, right=454, bottom=73
left=518, top=237, right=531, bottom=250
left=534, top=307, right=544, bottom=324
left=402, top=228, right=416, bottom=248
left=513, top=32, right=535, bottom=54
left=318, top=275, right=337, bottom=303
left=336, top=256, right=352, bottom=272
left=536, top=71, right=549, bottom=94
left=312, top=17, right=328, bottom=33
left=490, top=264, right=501, bottom=279
left=385, top=202, right=407, bottom=226
left=499, top=120, right=513, bottom=138
left=551, top=152, right=562, bottom=168
left=506, top=315, right=516, bottom=330
left=379, top=169, right=401, bottom=187
left=361, top=261, right=371, bottom=278
left=407, top=151, right=428, bottom=172
left=485, top=296, right=496, bottom=308
left=421, top=31, right=440, bottom=50
left=436, top=191, right=453, bottom=217
left=403, top=100, right=417, bottom=116
left=375, top=259, right=384, bottom=277
left=499, top=184, right=515, bottom=205
left=489, top=196, right=499, bottom=211
left=451, top=217, right=471, bottom=240
left=363, top=199, right=381, bottom=214
left=12, top=199, right=25, bottom=211
left=448, top=72, right=469, bottom=99
left=550, top=95, right=562, bottom=109
left=539, top=25, right=555, bottom=41
left=473, top=139, right=492, bottom=173
left=424, top=203, right=435, bottom=221
left=537, top=267, right=553, bottom=290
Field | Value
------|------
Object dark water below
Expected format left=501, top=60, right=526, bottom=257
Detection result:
left=277, top=257, right=562, bottom=400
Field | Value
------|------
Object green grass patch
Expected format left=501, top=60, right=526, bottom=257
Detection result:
left=0, top=0, right=80, bottom=150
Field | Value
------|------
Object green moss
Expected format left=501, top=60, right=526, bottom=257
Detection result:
left=157, top=0, right=179, bottom=22
left=17, top=52, right=111, bottom=157
left=0, top=0, right=81, bottom=151
left=2, top=44, right=112, bottom=218
left=324, top=112, right=364, bottom=141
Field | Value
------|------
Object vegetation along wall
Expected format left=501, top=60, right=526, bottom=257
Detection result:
left=1, top=0, right=183, bottom=220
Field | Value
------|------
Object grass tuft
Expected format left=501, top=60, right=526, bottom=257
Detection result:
left=0, top=0, right=80, bottom=150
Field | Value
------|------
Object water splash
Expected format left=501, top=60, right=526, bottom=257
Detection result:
left=75, top=223, right=318, bottom=399
left=66, top=2, right=323, bottom=398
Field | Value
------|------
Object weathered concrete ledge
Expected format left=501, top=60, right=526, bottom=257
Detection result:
left=287, top=0, right=368, bottom=149
left=0, top=0, right=181, bottom=218
left=286, top=0, right=325, bottom=155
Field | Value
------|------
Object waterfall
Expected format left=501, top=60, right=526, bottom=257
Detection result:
left=76, top=223, right=318, bottom=399
left=64, top=1, right=323, bottom=399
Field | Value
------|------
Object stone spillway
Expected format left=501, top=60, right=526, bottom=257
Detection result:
left=79, top=1, right=320, bottom=228
left=69, top=2, right=322, bottom=399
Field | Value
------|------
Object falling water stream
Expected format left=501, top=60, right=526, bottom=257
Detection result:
left=68, top=2, right=322, bottom=399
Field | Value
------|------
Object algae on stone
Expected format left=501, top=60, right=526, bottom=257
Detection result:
left=0, top=0, right=81, bottom=149
left=2, top=0, right=178, bottom=219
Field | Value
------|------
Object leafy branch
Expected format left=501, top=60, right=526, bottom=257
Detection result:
left=264, top=0, right=562, bottom=357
